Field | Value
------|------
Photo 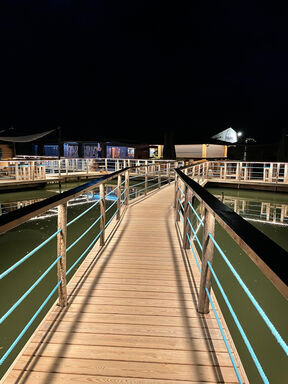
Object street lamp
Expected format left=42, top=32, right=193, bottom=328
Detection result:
left=243, top=137, right=256, bottom=161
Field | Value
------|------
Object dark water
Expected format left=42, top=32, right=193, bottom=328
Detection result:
left=202, top=188, right=288, bottom=383
left=0, top=179, right=162, bottom=379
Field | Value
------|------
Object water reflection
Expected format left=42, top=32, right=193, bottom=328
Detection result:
left=215, top=192, right=288, bottom=226
left=0, top=184, right=118, bottom=218
left=0, top=181, right=151, bottom=219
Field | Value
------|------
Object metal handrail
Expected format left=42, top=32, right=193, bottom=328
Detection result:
left=0, top=168, right=128, bottom=234
left=0, top=162, right=172, bottom=369
left=175, top=165, right=288, bottom=383
left=175, top=168, right=288, bottom=299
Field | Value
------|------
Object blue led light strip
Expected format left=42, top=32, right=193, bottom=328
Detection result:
left=106, top=185, right=119, bottom=196
left=67, top=199, right=101, bottom=227
left=105, top=208, right=119, bottom=228
left=0, top=256, right=61, bottom=324
left=209, top=233, right=288, bottom=357
left=207, top=260, right=269, bottom=383
left=178, top=209, right=184, bottom=224
left=0, top=281, right=61, bottom=365
left=177, top=186, right=185, bottom=197
left=66, top=215, right=102, bottom=252
left=66, top=231, right=102, bottom=275
left=130, top=180, right=146, bottom=188
left=188, top=201, right=204, bottom=226
left=178, top=198, right=184, bottom=211
left=0, top=229, right=62, bottom=280
left=205, top=288, right=243, bottom=384
left=186, top=233, right=201, bottom=273
left=187, top=217, right=203, bottom=250
left=105, top=199, right=118, bottom=213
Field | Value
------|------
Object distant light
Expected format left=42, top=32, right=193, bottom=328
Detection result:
left=237, top=132, right=243, bottom=137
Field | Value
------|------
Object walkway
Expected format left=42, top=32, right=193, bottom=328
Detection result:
left=2, top=185, right=243, bottom=383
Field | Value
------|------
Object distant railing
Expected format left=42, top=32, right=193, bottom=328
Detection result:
left=214, top=194, right=288, bottom=226
left=187, top=161, right=288, bottom=184
left=0, top=158, right=184, bottom=182
left=175, top=164, right=288, bottom=384
left=0, top=164, right=171, bottom=368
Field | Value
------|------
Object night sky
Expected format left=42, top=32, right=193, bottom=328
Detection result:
left=0, top=1, right=288, bottom=144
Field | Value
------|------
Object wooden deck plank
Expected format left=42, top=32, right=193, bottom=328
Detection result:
left=4, top=370, right=223, bottom=384
left=44, top=311, right=219, bottom=329
left=2, top=185, right=244, bottom=384
left=13, top=355, right=238, bottom=382
left=50, top=303, right=215, bottom=319
left=31, top=331, right=227, bottom=352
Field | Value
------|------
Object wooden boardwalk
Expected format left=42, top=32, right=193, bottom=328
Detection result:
left=2, top=185, right=245, bottom=384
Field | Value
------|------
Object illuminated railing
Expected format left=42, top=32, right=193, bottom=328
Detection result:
left=186, top=161, right=288, bottom=184
left=0, top=158, right=183, bottom=182
left=0, top=164, right=171, bottom=369
left=175, top=166, right=288, bottom=383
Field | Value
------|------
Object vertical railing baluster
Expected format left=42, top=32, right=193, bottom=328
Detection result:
left=174, top=176, right=181, bottom=222
left=152, top=160, right=155, bottom=175
left=168, top=162, right=171, bottom=183
left=236, top=162, right=240, bottom=180
left=269, top=163, right=273, bottom=182
left=158, top=164, right=161, bottom=188
left=14, top=161, right=18, bottom=180
left=198, top=208, right=215, bottom=314
left=183, top=186, right=193, bottom=248
left=31, top=161, right=35, bottom=181
left=105, top=158, right=108, bottom=172
left=100, top=183, right=106, bottom=246
left=125, top=170, right=129, bottom=205
left=145, top=165, right=148, bottom=195
left=57, top=203, right=68, bottom=307
left=284, top=163, right=288, bottom=183
left=58, top=159, right=61, bottom=181
left=117, top=174, right=121, bottom=220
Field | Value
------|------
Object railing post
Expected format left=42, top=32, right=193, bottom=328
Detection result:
left=158, top=164, right=161, bottom=188
left=31, top=161, right=35, bottom=181
left=223, top=162, right=227, bottom=180
left=168, top=162, right=171, bottom=183
left=58, top=160, right=61, bottom=181
left=183, top=186, right=193, bottom=248
left=276, top=163, right=280, bottom=183
left=14, top=162, right=18, bottom=180
left=100, top=183, right=106, bottom=246
left=198, top=208, right=215, bottom=314
left=125, top=170, right=129, bottom=205
left=145, top=165, right=148, bottom=195
left=105, top=158, right=108, bottom=172
left=57, top=203, right=68, bottom=307
left=269, top=163, right=273, bottom=182
left=235, top=162, right=240, bottom=180
left=174, top=176, right=181, bottom=221
left=117, top=174, right=121, bottom=220
left=284, top=163, right=288, bottom=183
